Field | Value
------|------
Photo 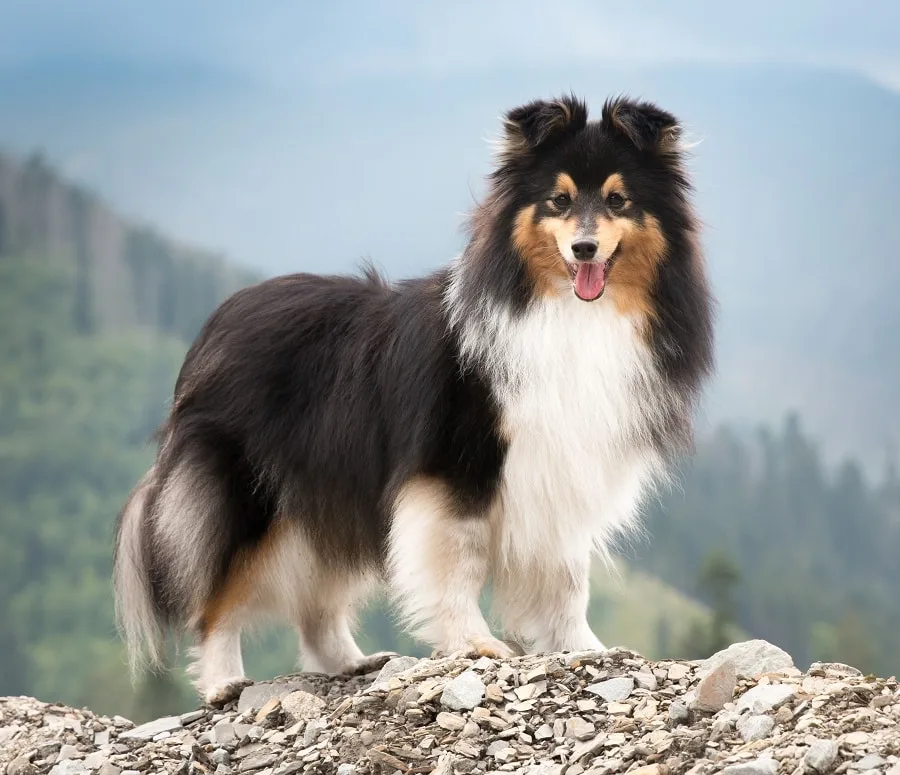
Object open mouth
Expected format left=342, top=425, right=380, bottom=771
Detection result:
left=567, top=251, right=618, bottom=302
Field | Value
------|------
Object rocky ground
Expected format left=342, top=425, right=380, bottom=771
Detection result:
left=2, top=640, right=900, bottom=775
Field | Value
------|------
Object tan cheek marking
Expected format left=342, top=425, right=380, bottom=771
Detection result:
left=513, top=205, right=570, bottom=297
left=607, top=213, right=667, bottom=324
left=601, top=173, right=628, bottom=200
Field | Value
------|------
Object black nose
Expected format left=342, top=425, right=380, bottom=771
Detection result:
left=571, top=239, right=598, bottom=261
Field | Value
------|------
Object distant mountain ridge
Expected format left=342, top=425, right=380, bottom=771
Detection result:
left=0, top=151, right=259, bottom=342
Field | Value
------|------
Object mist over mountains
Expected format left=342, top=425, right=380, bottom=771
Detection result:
left=1, top=60, right=898, bottom=474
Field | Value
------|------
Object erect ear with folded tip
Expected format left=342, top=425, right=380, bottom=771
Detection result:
left=601, top=97, right=682, bottom=156
left=500, top=94, right=588, bottom=161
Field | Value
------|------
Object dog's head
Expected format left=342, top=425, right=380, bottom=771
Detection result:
left=495, top=94, right=690, bottom=313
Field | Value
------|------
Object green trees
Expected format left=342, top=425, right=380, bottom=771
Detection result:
left=641, top=415, right=900, bottom=675
left=0, top=255, right=186, bottom=713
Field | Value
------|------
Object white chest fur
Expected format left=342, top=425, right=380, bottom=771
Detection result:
left=474, top=295, right=666, bottom=566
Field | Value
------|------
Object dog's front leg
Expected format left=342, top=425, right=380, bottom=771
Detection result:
left=387, top=479, right=513, bottom=659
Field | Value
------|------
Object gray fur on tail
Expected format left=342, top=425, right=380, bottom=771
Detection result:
left=113, top=466, right=165, bottom=675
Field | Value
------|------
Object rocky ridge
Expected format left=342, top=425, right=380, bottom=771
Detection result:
left=2, top=640, right=899, bottom=775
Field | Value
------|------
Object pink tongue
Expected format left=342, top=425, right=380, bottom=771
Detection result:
left=574, top=262, right=606, bottom=301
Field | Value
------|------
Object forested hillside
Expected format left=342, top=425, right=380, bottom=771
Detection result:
left=0, top=152, right=257, bottom=340
left=1, top=152, right=898, bottom=725
left=640, top=418, right=900, bottom=676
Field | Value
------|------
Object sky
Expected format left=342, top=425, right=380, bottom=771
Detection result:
left=1, top=1, right=898, bottom=276
left=2, top=2, right=899, bottom=91
left=1, top=1, right=899, bottom=472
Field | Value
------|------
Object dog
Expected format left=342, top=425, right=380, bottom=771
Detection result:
left=113, top=94, right=715, bottom=705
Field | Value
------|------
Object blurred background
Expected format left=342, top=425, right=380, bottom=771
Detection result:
left=1, top=1, right=899, bottom=721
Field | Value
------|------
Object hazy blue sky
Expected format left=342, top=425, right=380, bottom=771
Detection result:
left=2, top=1, right=898, bottom=276
left=2, top=2, right=899, bottom=90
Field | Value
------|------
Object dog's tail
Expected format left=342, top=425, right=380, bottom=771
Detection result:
left=114, top=432, right=240, bottom=678
left=113, top=465, right=167, bottom=674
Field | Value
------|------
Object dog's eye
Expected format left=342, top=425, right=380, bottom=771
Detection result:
left=606, top=192, right=627, bottom=211
left=551, top=193, right=572, bottom=209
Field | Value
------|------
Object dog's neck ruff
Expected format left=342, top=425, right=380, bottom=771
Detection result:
left=443, top=257, right=686, bottom=560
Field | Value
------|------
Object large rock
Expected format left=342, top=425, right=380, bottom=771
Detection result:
left=736, top=714, right=775, bottom=742
left=371, top=656, right=421, bottom=687
left=692, top=659, right=737, bottom=713
left=736, top=683, right=796, bottom=715
left=804, top=739, right=839, bottom=772
left=700, top=640, right=794, bottom=679
left=440, top=670, right=485, bottom=711
left=281, top=691, right=326, bottom=723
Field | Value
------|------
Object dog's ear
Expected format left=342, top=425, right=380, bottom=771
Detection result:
left=601, top=96, right=682, bottom=156
left=500, top=94, right=587, bottom=160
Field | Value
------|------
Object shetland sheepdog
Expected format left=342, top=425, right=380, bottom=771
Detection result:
left=113, top=94, right=715, bottom=704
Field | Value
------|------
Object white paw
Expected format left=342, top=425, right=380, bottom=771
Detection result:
left=342, top=652, right=400, bottom=676
left=203, top=676, right=254, bottom=706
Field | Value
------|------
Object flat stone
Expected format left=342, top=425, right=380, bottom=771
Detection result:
left=49, top=763, right=88, bottom=775
left=370, top=656, right=420, bottom=688
left=630, top=767, right=664, bottom=775
left=842, top=730, right=869, bottom=745
left=564, top=716, right=596, bottom=740
left=180, top=709, right=207, bottom=725
left=571, top=733, right=607, bottom=762
left=336, top=766, right=356, bottom=775
left=736, top=714, right=775, bottom=742
left=534, top=723, right=554, bottom=740
left=736, top=683, right=795, bottom=714
left=7, top=755, right=38, bottom=775
left=693, top=660, right=737, bottom=713
left=239, top=752, right=277, bottom=772
left=437, top=712, right=467, bottom=731
left=83, top=752, right=109, bottom=769
left=440, top=670, right=485, bottom=710
left=93, top=730, right=110, bottom=746
left=57, top=745, right=82, bottom=761
left=518, top=764, right=564, bottom=775
left=633, top=672, right=658, bottom=691
left=281, top=691, right=325, bottom=723
left=702, top=640, right=794, bottom=679
left=585, top=677, right=634, bottom=702
left=237, top=680, right=313, bottom=713
left=721, top=757, right=778, bottom=775
left=804, top=739, right=839, bottom=772
left=485, top=683, right=504, bottom=703
left=211, top=721, right=237, bottom=747
left=808, top=661, right=862, bottom=677
left=98, top=764, right=121, bottom=775
left=667, top=664, right=691, bottom=681
left=856, top=754, right=885, bottom=770
left=119, top=715, right=183, bottom=740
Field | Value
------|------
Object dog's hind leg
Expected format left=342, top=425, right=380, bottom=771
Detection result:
left=230, top=519, right=396, bottom=677
left=294, top=576, right=397, bottom=677
left=387, top=478, right=514, bottom=660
